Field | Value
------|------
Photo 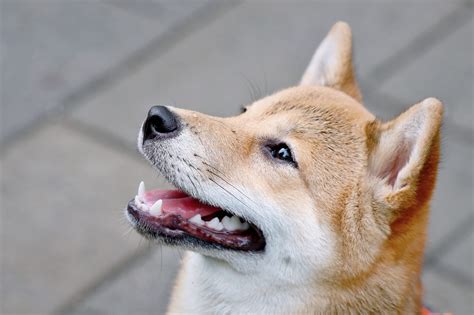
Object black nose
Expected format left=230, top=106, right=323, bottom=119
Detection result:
left=143, top=105, right=178, bottom=141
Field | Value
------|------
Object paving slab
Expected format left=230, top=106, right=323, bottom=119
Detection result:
left=378, top=15, right=473, bottom=130
left=71, top=0, right=462, bottom=146
left=0, top=0, right=208, bottom=142
left=422, top=267, right=474, bottom=314
left=426, top=124, right=473, bottom=254
left=106, top=0, right=207, bottom=21
left=67, top=247, right=182, bottom=315
left=437, top=227, right=474, bottom=284
left=0, top=123, right=171, bottom=314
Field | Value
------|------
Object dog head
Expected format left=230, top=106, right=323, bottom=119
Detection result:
left=126, top=22, right=442, bottom=285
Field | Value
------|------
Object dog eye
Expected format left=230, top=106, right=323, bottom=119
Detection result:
left=267, top=143, right=296, bottom=166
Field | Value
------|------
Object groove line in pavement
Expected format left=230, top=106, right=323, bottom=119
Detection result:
left=358, top=82, right=473, bottom=145
left=424, top=213, right=474, bottom=267
left=427, top=259, right=474, bottom=289
left=0, top=0, right=242, bottom=153
left=53, top=245, right=155, bottom=315
left=64, top=118, right=142, bottom=164
left=364, top=5, right=473, bottom=86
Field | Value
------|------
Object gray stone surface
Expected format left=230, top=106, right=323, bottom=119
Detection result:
left=438, top=227, right=474, bottom=283
left=106, top=0, right=207, bottom=21
left=0, top=0, right=208, bottom=142
left=72, top=0, right=462, bottom=145
left=68, top=247, right=182, bottom=315
left=424, top=125, right=473, bottom=253
left=378, top=15, right=473, bottom=130
left=1, top=123, right=170, bottom=314
left=423, top=267, right=474, bottom=314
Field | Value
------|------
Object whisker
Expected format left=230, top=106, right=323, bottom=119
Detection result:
left=160, top=245, right=163, bottom=275
left=240, top=73, right=260, bottom=102
left=192, top=154, right=259, bottom=212
left=195, top=133, right=205, bottom=146
left=262, top=67, right=268, bottom=97
left=206, top=168, right=258, bottom=206
left=122, top=226, right=135, bottom=238
left=208, top=177, right=253, bottom=212
left=199, top=160, right=258, bottom=206
left=176, top=248, right=184, bottom=261
left=186, top=174, right=199, bottom=195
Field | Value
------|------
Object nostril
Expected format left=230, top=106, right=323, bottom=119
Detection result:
left=143, top=105, right=178, bottom=141
left=148, top=113, right=176, bottom=134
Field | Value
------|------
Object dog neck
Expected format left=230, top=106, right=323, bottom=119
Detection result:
left=168, top=251, right=422, bottom=314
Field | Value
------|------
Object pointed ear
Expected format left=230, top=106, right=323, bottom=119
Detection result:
left=300, top=21, right=362, bottom=102
left=367, top=98, right=443, bottom=215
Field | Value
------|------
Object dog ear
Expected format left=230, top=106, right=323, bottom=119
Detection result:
left=300, top=21, right=362, bottom=102
left=366, top=98, right=443, bottom=220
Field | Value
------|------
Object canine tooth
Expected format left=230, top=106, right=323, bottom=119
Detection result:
left=241, top=222, right=250, bottom=231
left=138, top=181, right=145, bottom=199
left=150, top=199, right=162, bottom=216
left=189, top=214, right=204, bottom=226
left=207, top=217, right=223, bottom=231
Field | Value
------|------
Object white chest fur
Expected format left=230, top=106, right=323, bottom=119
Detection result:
left=168, top=252, right=321, bottom=315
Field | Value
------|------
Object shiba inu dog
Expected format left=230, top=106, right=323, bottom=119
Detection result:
left=125, top=22, right=443, bottom=314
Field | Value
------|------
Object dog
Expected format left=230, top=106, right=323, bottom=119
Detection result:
left=125, top=22, right=443, bottom=314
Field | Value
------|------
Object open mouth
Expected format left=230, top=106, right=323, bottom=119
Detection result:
left=126, top=182, right=265, bottom=251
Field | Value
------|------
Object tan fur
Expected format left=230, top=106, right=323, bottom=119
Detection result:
left=300, top=22, right=362, bottom=102
left=152, top=22, right=443, bottom=314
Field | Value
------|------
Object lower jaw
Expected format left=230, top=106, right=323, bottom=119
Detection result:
left=127, top=200, right=266, bottom=252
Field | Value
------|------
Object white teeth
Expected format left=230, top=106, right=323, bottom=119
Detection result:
left=222, top=216, right=233, bottom=230
left=189, top=213, right=249, bottom=232
left=138, top=181, right=145, bottom=200
left=134, top=195, right=149, bottom=212
left=134, top=181, right=162, bottom=215
left=149, top=199, right=162, bottom=216
left=207, top=217, right=223, bottom=231
left=222, top=215, right=249, bottom=231
left=134, top=195, right=145, bottom=209
left=229, top=215, right=243, bottom=231
left=189, top=214, right=204, bottom=226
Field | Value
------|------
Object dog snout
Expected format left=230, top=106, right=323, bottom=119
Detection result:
left=143, top=105, right=179, bottom=141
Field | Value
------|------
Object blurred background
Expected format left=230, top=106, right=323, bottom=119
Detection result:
left=1, top=0, right=473, bottom=314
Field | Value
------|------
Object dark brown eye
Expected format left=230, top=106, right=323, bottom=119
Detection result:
left=267, top=143, right=296, bottom=166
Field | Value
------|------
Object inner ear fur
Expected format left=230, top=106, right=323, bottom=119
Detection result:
left=300, top=21, right=362, bottom=102
left=366, top=98, right=443, bottom=216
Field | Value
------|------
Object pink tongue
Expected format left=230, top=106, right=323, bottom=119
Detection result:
left=144, top=190, right=188, bottom=200
left=144, top=189, right=221, bottom=219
